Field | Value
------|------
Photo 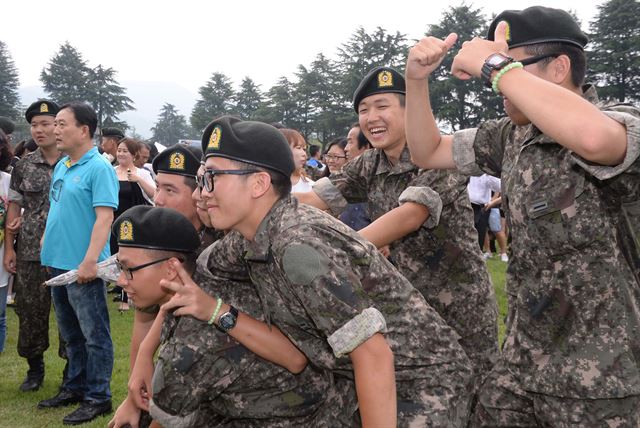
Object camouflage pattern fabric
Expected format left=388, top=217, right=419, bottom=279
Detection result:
left=313, top=146, right=499, bottom=379
left=208, top=198, right=474, bottom=427
left=450, top=85, right=640, bottom=423
left=8, top=148, right=59, bottom=261
left=151, top=243, right=357, bottom=427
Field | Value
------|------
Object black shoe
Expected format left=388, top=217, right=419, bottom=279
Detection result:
left=20, top=356, right=44, bottom=392
left=62, top=400, right=112, bottom=425
left=38, top=390, right=83, bottom=409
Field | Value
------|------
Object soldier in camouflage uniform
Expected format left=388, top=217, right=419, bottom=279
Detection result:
left=109, top=206, right=356, bottom=428
left=405, top=6, right=640, bottom=425
left=180, top=115, right=474, bottom=426
left=4, top=100, right=65, bottom=392
left=298, top=66, right=498, bottom=381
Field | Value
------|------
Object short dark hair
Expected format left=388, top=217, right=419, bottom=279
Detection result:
left=59, top=102, right=98, bottom=138
left=523, top=42, right=586, bottom=88
left=148, top=249, right=197, bottom=275
left=309, top=145, right=320, bottom=157
left=397, top=93, right=406, bottom=108
left=229, top=159, right=291, bottom=199
left=0, top=130, right=14, bottom=171
left=183, top=176, right=197, bottom=192
left=324, top=137, right=347, bottom=155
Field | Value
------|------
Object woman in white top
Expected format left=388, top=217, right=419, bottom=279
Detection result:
left=0, top=131, right=13, bottom=352
left=112, top=138, right=156, bottom=310
left=279, top=128, right=314, bottom=193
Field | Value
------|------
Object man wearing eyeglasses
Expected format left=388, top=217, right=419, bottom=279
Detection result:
left=38, top=102, right=119, bottom=425
left=295, top=66, right=499, bottom=386
left=405, top=6, right=640, bottom=426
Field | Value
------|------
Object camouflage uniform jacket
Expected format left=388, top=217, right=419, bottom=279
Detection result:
left=313, top=146, right=498, bottom=373
left=8, top=148, right=60, bottom=261
left=152, top=241, right=356, bottom=427
left=208, top=197, right=473, bottom=409
left=451, top=85, right=640, bottom=398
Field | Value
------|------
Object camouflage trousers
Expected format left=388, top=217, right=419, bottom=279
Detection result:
left=14, top=260, right=65, bottom=359
left=472, top=360, right=640, bottom=427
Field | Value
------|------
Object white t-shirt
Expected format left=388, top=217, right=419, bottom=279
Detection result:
left=467, top=174, right=501, bottom=205
left=291, top=176, right=314, bottom=193
left=0, top=171, right=11, bottom=287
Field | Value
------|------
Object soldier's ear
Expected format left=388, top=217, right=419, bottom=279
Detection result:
left=250, top=171, right=272, bottom=199
left=164, top=257, right=182, bottom=281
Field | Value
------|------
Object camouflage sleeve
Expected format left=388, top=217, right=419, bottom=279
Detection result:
left=452, top=118, right=511, bottom=177
left=8, top=161, right=23, bottom=204
left=312, top=154, right=370, bottom=215
left=571, top=107, right=640, bottom=181
left=201, top=232, right=250, bottom=282
left=278, top=230, right=386, bottom=357
left=397, top=185, right=442, bottom=229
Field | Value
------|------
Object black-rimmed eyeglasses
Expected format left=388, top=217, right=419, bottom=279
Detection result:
left=196, top=169, right=260, bottom=193
left=116, top=257, right=178, bottom=280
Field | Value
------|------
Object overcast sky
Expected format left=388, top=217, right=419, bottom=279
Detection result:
left=3, top=0, right=602, bottom=93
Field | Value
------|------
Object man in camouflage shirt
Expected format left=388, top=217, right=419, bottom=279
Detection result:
left=405, top=6, right=640, bottom=425
left=4, top=100, right=65, bottom=392
left=110, top=206, right=356, bottom=428
left=297, top=66, right=498, bottom=381
left=186, top=115, right=474, bottom=426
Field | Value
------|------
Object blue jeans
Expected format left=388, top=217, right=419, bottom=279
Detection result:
left=0, top=285, right=7, bottom=353
left=49, top=268, right=113, bottom=403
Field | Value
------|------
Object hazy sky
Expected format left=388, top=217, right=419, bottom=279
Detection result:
left=3, top=0, right=601, bottom=93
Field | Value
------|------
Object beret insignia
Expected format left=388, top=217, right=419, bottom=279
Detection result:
left=208, top=126, right=221, bottom=150
left=377, top=70, right=393, bottom=88
left=169, top=152, right=185, bottom=170
left=119, top=220, right=134, bottom=242
left=40, top=103, right=49, bottom=113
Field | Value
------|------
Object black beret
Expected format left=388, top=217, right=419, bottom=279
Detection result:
left=25, top=100, right=59, bottom=123
left=113, top=206, right=200, bottom=253
left=201, top=116, right=294, bottom=177
left=101, top=127, right=125, bottom=139
left=353, top=66, right=405, bottom=112
left=488, top=6, right=588, bottom=50
left=0, top=117, right=15, bottom=135
left=152, top=144, right=202, bottom=178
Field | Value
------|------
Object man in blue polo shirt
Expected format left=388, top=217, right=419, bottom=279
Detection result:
left=38, top=102, right=119, bottom=426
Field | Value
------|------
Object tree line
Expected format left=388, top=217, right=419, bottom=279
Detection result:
left=0, top=0, right=638, bottom=147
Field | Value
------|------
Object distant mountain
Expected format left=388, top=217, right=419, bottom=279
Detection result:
left=18, top=81, right=196, bottom=139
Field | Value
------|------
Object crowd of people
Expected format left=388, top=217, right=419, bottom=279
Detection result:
left=0, top=5, right=638, bottom=427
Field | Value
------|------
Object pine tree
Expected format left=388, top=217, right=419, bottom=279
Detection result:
left=0, top=41, right=20, bottom=119
left=151, top=103, right=193, bottom=147
left=235, top=77, right=263, bottom=120
left=190, top=72, right=236, bottom=132
left=86, top=65, right=134, bottom=130
left=588, top=0, right=640, bottom=102
left=40, top=42, right=91, bottom=103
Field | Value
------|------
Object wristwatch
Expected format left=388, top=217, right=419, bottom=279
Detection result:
left=481, top=53, right=514, bottom=87
left=216, top=305, right=239, bottom=333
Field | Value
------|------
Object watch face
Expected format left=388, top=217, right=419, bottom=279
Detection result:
left=219, top=312, right=236, bottom=331
left=487, top=54, right=507, bottom=66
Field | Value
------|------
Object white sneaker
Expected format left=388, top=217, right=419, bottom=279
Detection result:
left=500, top=253, right=509, bottom=262
left=483, top=252, right=492, bottom=259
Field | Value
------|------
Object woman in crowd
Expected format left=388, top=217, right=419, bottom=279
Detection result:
left=322, top=137, right=348, bottom=175
left=279, top=128, right=315, bottom=192
left=111, top=138, right=156, bottom=311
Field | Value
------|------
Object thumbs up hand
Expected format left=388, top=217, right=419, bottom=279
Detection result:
left=406, top=33, right=458, bottom=81
left=451, top=21, right=510, bottom=80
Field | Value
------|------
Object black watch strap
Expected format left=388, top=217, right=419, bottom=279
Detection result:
left=216, top=305, right=239, bottom=333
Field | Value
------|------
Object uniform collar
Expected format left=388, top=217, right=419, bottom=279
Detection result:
left=374, top=145, right=417, bottom=176
left=245, top=196, right=294, bottom=262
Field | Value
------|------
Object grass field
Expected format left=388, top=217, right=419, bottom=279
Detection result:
left=0, top=258, right=508, bottom=427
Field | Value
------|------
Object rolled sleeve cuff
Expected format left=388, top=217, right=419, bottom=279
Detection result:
left=327, top=307, right=387, bottom=358
left=312, top=177, right=348, bottom=215
left=398, top=186, right=442, bottom=229
left=8, top=188, right=22, bottom=204
left=452, top=128, right=484, bottom=176
left=571, top=111, right=640, bottom=180
left=149, top=399, right=196, bottom=428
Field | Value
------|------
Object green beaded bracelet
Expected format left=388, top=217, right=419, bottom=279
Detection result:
left=208, top=298, right=223, bottom=325
left=492, top=62, right=523, bottom=94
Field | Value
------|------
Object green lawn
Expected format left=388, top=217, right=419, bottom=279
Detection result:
left=0, top=260, right=508, bottom=427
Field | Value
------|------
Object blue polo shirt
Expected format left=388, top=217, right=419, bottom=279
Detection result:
left=41, top=147, right=119, bottom=271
